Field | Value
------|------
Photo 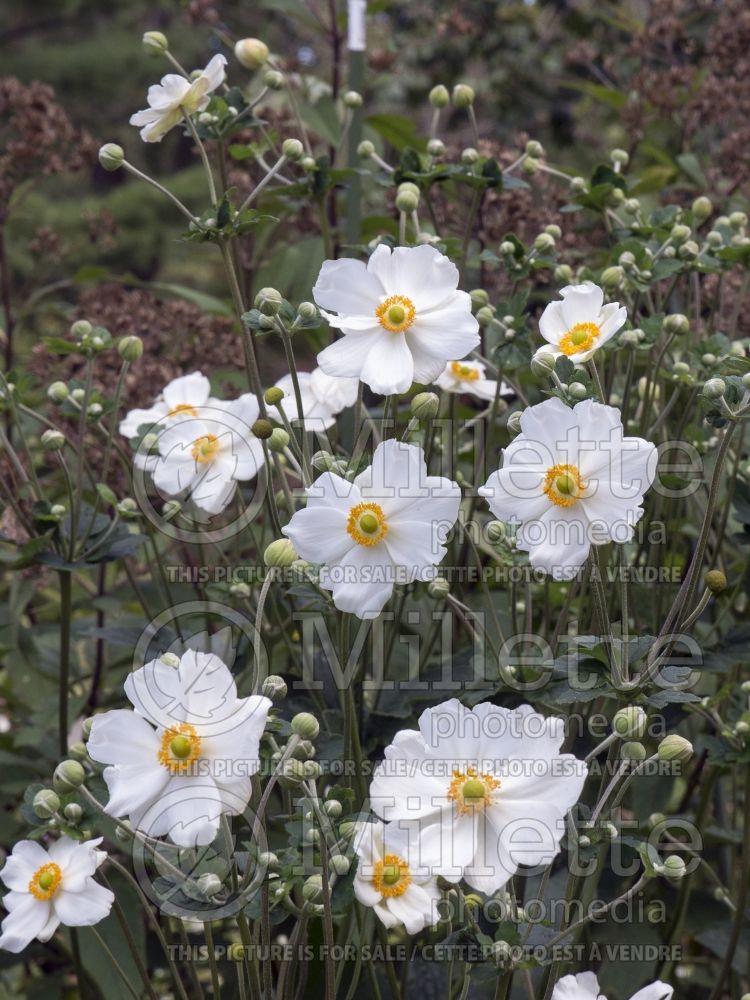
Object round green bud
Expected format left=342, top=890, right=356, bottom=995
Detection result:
left=620, top=741, right=647, bottom=762
left=33, top=789, right=61, bottom=819
left=395, top=189, right=419, bottom=214
left=476, top=306, right=495, bottom=327
left=229, top=581, right=251, bottom=598
left=499, top=240, right=517, bottom=256
left=357, top=140, right=375, bottom=158
left=50, top=504, right=66, bottom=518
left=624, top=198, right=641, bottom=215
left=264, top=538, right=297, bottom=568
left=678, top=240, right=699, bottom=259
left=613, top=706, right=648, bottom=739
left=618, top=330, right=639, bottom=349
left=610, top=148, right=629, bottom=166
left=255, top=287, right=283, bottom=316
left=303, top=760, right=322, bottom=780
left=264, top=386, right=285, bottom=407
left=452, top=83, right=475, bottom=108
left=703, top=378, right=726, bottom=399
left=302, top=875, right=323, bottom=902
left=530, top=349, right=556, bottom=377
left=338, top=821, right=356, bottom=839
left=663, top=313, right=690, bottom=335
left=706, top=230, right=724, bottom=248
left=118, top=335, right=143, bottom=362
left=267, top=428, right=290, bottom=453
left=324, top=799, right=343, bottom=818
left=291, top=712, right=320, bottom=740
left=282, top=138, right=304, bottom=161
left=47, top=381, right=69, bottom=403
left=68, top=742, right=88, bottom=762
left=234, top=38, right=269, bottom=70
left=544, top=224, right=562, bottom=239
left=570, top=176, right=587, bottom=193
left=600, top=265, right=624, bottom=290
left=263, top=69, right=284, bottom=89
left=534, top=232, right=555, bottom=253
left=410, top=391, right=440, bottom=420
left=258, top=851, right=279, bottom=868
left=470, top=288, right=489, bottom=310
left=88, top=403, right=103, bottom=418
left=554, top=264, right=573, bottom=284
left=427, top=138, right=445, bottom=157
left=427, top=577, right=450, bottom=599
left=729, top=211, right=748, bottom=230
left=670, top=224, right=691, bottom=244
left=692, top=196, right=712, bottom=221
left=507, top=411, right=523, bottom=435
left=461, top=147, right=479, bottom=165
left=525, top=139, right=544, bottom=158
left=296, top=301, right=317, bottom=322
left=343, top=90, right=363, bottom=108
left=429, top=84, right=450, bottom=108
left=704, top=569, right=727, bottom=595
left=196, top=872, right=222, bottom=897
left=81, top=718, right=94, bottom=741
left=660, top=855, right=686, bottom=880
left=63, top=803, right=83, bottom=824
left=578, top=835, right=591, bottom=849
left=98, top=143, right=125, bottom=171
left=521, top=157, right=539, bottom=176
left=602, top=821, right=619, bottom=841
left=142, top=31, right=169, bottom=55
left=329, top=854, right=350, bottom=876
left=53, top=759, right=86, bottom=792
left=304, top=828, right=320, bottom=845
left=567, top=382, right=588, bottom=401
left=702, top=354, right=717, bottom=366
left=657, top=735, right=693, bottom=763
left=41, top=429, right=65, bottom=451
left=672, top=361, right=690, bottom=376
left=252, top=419, right=274, bottom=440
left=71, top=320, right=92, bottom=338
left=487, top=520, right=506, bottom=542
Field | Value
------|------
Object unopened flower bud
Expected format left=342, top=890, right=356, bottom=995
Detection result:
left=258, top=851, right=278, bottom=868
left=678, top=240, right=699, bottom=259
left=703, top=378, right=726, bottom=400
left=427, top=138, right=445, bottom=157
left=71, top=320, right=92, bottom=339
left=619, top=330, right=639, bottom=348
left=657, top=735, right=693, bottom=763
left=570, top=176, right=587, bottom=193
left=195, top=872, right=222, bottom=897
left=47, top=381, right=69, bottom=403
left=428, top=577, right=450, bottom=599
left=118, top=336, right=143, bottom=362
left=264, top=538, right=297, bottom=568
left=704, top=570, right=727, bottom=595
left=624, top=198, right=641, bottom=214
left=525, top=139, right=544, bottom=158
left=291, top=712, right=320, bottom=740
left=613, top=706, right=647, bottom=739
left=600, top=265, right=623, bottom=290
left=507, top=411, right=523, bottom=434
left=53, top=760, right=86, bottom=792
left=706, top=230, right=723, bottom=248
left=486, top=520, right=506, bottom=542
left=534, top=232, right=555, bottom=253
left=255, top=287, right=283, bottom=316
left=461, top=147, right=479, bottom=165
left=329, top=854, right=350, bottom=876
left=267, top=428, right=290, bottom=453
left=229, top=581, right=251, bottom=598
left=68, top=742, right=88, bottom=762
left=324, top=799, right=343, bottom=817
left=142, top=31, right=169, bottom=56
left=452, top=83, right=475, bottom=108
left=343, top=90, right=363, bottom=108
left=429, top=84, right=450, bottom=108
left=264, top=387, right=285, bottom=407
left=729, top=211, right=748, bottom=230
left=410, top=391, right=439, bottom=420
left=98, top=143, right=125, bottom=172
left=263, top=69, right=284, bottom=89
left=476, top=306, right=495, bottom=327
left=302, top=875, right=323, bottom=902
left=33, top=789, right=61, bottom=819
left=522, top=156, right=539, bottom=176
left=63, top=803, right=83, bottom=824
left=553, top=264, right=573, bottom=284
left=610, top=148, right=629, bottom=166
left=234, top=38, right=269, bottom=70
left=395, top=188, right=419, bottom=213
left=357, top=140, right=375, bottom=159
left=670, top=224, right=691, bottom=244
left=620, top=741, right=647, bottom=762
left=660, top=855, right=686, bottom=881
left=282, top=138, right=304, bottom=161
left=663, top=313, right=689, bottom=335
left=41, top=429, right=65, bottom=451
left=692, top=196, right=712, bottom=221
left=530, top=349, right=556, bottom=377
left=567, top=382, right=587, bottom=400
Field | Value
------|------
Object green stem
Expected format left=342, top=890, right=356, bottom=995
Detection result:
left=58, top=570, right=72, bottom=756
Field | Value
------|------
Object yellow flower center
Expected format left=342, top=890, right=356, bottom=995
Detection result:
left=543, top=462, right=586, bottom=507
left=28, top=862, right=62, bottom=901
left=450, top=361, right=481, bottom=382
left=346, top=502, right=388, bottom=546
left=376, top=295, right=416, bottom=333
left=447, top=767, right=500, bottom=816
left=168, top=403, right=199, bottom=418
left=158, top=723, right=202, bottom=773
left=372, top=854, right=411, bottom=897
left=559, top=321, right=600, bottom=356
left=191, top=433, right=220, bottom=464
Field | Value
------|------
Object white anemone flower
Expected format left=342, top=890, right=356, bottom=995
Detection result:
left=536, top=281, right=627, bottom=364
left=434, top=358, right=512, bottom=402
left=551, top=972, right=673, bottom=1000
left=273, top=368, right=359, bottom=431
left=282, top=439, right=461, bottom=619
left=314, top=244, right=480, bottom=395
left=0, top=837, right=113, bottom=953
left=119, top=371, right=217, bottom=439
left=353, top=820, right=441, bottom=934
left=479, top=397, right=657, bottom=579
left=368, top=699, right=587, bottom=894
left=137, top=393, right=266, bottom=515
left=87, top=650, right=271, bottom=847
left=130, top=54, right=227, bottom=142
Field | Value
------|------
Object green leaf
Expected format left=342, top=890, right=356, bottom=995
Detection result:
left=365, top=114, right=428, bottom=152
left=146, top=282, right=233, bottom=316
left=676, top=152, right=708, bottom=189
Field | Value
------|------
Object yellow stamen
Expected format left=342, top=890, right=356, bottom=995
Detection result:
left=28, top=862, right=62, bottom=901
left=168, top=403, right=199, bottom=418
left=346, top=502, right=388, bottom=546
left=371, top=854, right=411, bottom=897
left=559, top=321, right=600, bottom=357
left=376, top=295, right=416, bottom=333
left=543, top=462, right=586, bottom=508
left=450, top=361, right=481, bottom=382
left=158, top=723, right=202, bottom=773
left=191, top=433, right=220, bottom=464
left=447, top=767, right=500, bottom=816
